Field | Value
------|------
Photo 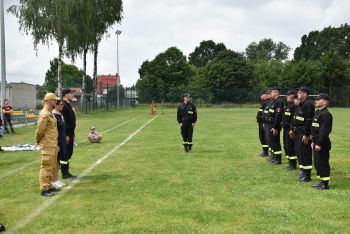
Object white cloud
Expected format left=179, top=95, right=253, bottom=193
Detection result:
left=3, top=0, right=350, bottom=87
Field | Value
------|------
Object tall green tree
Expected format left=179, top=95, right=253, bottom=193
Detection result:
left=136, top=47, right=192, bottom=102
left=245, top=38, right=291, bottom=61
left=9, top=0, right=79, bottom=96
left=205, top=50, right=254, bottom=103
left=189, top=40, right=227, bottom=67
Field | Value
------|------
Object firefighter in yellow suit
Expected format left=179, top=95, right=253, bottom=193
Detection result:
left=36, top=93, right=60, bottom=197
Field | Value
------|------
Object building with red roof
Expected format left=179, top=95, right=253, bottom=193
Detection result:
left=96, top=74, right=120, bottom=94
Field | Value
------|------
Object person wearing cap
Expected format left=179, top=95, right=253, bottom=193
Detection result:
left=36, top=92, right=60, bottom=197
left=256, top=90, right=270, bottom=156
left=265, top=87, right=284, bottom=165
left=289, top=86, right=315, bottom=182
left=311, top=93, right=333, bottom=190
left=61, top=89, right=77, bottom=179
left=177, top=93, right=197, bottom=152
left=281, top=90, right=298, bottom=170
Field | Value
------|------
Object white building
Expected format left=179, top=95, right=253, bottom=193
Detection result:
left=4, top=82, right=36, bottom=110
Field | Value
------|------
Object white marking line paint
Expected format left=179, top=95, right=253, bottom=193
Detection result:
left=8, top=114, right=159, bottom=234
left=0, top=115, right=142, bottom=179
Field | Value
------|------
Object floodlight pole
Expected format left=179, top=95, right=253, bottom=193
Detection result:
left=116, top=30, right=122, bottom=109
left=0, top=0, right=6, bottom=112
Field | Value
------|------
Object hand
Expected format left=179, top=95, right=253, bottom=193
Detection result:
left=192, top=123, right=195, bottom=127
left=57, top=146, right=60, bottom=152
left=66, top=136, right=70, bottom=144
left=315, top=145, right=321, bottom=151
left=179, top=123, right=183, bottom=128
left=271, top=128, right=278, bottom=136
left=302, top=135, right=310, bottom=145
left=289, top=131, right=295, bottom=139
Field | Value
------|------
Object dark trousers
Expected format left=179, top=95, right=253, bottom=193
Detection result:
left=313, top=142, right=331, bottom=181
left=4, top=116, right=15, bottom=133
left=67, top=132, right=74, bottom=160
left=267, top=124, right=282, bottom=156
left=283, top=128, right=296, bottom=160
left=181, top=122, right=193, bottom=146
left=263, top=123, right=271, bottom=150
left=295, top=131, right=312, bottom=171
left=258, top=123, right=268, bottom=150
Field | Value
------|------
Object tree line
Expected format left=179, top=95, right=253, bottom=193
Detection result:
left=136, top=24, right=350, bottom=106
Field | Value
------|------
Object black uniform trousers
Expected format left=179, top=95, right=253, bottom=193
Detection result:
left=4, top=115, right=15, bottom=133
left=67, top=132, right=74, bottom=160
left=295, top=131, right=312, bottom=171
left=283, top=128, right=297, bottom=160
left=313, top=142, right=331, bottom=181
left=258, top=123, right=268, bottom=149
left=181, top=122, right=193, bottom=146
left=267, top=124, right=282, bottom=156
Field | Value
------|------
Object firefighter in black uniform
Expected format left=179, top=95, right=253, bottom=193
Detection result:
left=262, top=90, right=273, bottom=159
left=311, top=93, right=333, bottom=190
left=61, top=89, right=77, bottom=179
left=177, top=93, right=197, bottom=153
left=266, top=87, right=284, bottom=165
left=289, top=86, right=315, bottom=182
left=256, top=90, right=270, bottom=156
left=281, top=90, right=298, bottom=170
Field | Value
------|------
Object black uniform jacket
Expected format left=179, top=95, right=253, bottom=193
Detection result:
left=291, top=99, right=315, bottom=136
left=282, top=102, right=297, bottom=129
left=267, top=96, right=284, bottom=131
left=256, top=100, right=268, bottom=123
left=177, top=102, right=197, bottom=124
left=53, top=111, right=68, bottom=159
left=311, top=107, right=333, bottom=146
left=62, top=99, right=76, bottom=136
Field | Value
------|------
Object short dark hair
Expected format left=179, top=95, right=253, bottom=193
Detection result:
left=299, top=86, right=310, bottom=95
left=61, top=88, right=73, bottom=97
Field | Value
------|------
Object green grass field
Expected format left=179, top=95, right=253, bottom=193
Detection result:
left=0, top=107, right=349, bottom=233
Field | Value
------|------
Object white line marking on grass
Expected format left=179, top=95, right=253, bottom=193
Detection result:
left=0, top=115, right=142, bottom=179
left=8, top=114, right=159, bottom=234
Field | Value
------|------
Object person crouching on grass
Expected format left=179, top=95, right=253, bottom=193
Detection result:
left=52, top=99, right=67, bottom=190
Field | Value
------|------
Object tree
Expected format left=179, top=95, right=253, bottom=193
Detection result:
left=294, top=24, right=350, bottom=61
left=205, top=50, right=254, bottom=103
left=44, top=58, right=93, bottom=93
left=189, top=40, right=227, bottom=67
left=320, top=47, right=350, bottom=97
left=9, top=0, right=79, bottom=96
left=245, top=38, right=290, bottom=61
left=136, top=47, right=192, bottom=102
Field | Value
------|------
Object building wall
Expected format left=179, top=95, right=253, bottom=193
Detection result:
left=5, top=83, right=36, bottom=110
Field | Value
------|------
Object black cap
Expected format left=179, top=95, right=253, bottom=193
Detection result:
left=61, top=88, right=73, bottom=97
left=316, top=93, right=330, bottom=101
left=183, top=93, right=191, bottom=97
left=299, top=86, right=310, bottom=95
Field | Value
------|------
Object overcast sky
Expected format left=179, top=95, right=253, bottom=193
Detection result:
left=3, top=0, right=350, bottom=87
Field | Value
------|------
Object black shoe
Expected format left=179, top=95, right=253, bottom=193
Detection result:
left=0, top=223, right=5, bottom=232
left=299, top=176, right=312, bottom=182
left=62, top=173, right=77, bottom=179
left=272, top=160, right=282, bottom=165
left=313, top=181, right=329, bottom=190
left=188, top=144, right=192, bottom=152
left=312, top=182, right=322, bottom=188
left=41, top=190, right=55, bottom=197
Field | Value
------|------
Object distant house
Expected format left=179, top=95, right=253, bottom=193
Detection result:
left=4, top=82, right=36, bottom=110
left=96, top=74, right=120, bottom=95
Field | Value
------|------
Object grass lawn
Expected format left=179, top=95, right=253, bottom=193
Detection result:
left=0, top=107, right=349, bottom=233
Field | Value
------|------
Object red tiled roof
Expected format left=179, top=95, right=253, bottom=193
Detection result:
left=96, top=74, right=120, bottom=94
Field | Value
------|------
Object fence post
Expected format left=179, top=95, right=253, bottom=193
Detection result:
left=106, top=82, right=109, bottom=111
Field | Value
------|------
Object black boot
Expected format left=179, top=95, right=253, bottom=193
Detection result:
left=314, top=180, right=329, bottom=190
left=299, top=170, right=312, bottom=182
left=188, top=144, right=192, bottom=152
left=284, top=160, right=297, bottom=170
left=0, top=223, right=5, bottom=232
left=61, top=164, right=77, bottom=179
left=272, top=155, right=282, bottom=165
left=183, top=144, right=189, bottom=153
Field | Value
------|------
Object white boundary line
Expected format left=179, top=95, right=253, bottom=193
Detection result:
left=7, top=114, right=159, bottom=234
left=0, top=115, right=142, bottom=180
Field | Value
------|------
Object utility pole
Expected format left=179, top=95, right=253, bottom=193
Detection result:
left=0, top=0, right=6, bottom=112
left=116, top=30, right=122, bottom=109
